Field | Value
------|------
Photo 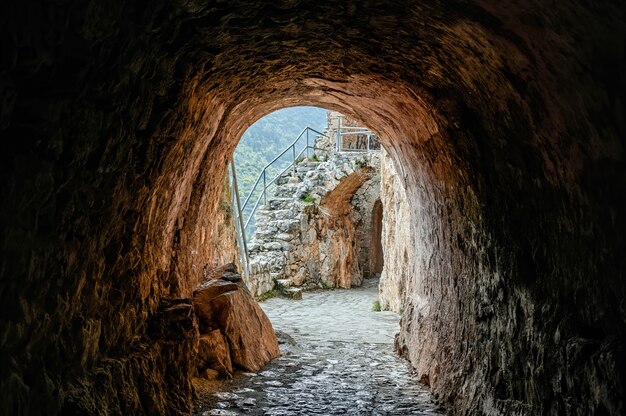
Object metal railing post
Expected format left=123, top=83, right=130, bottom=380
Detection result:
left=263, top=170, right=267, bottom=205
left=292, top=144, right=296, bottom=173
left=306, top=128, right=309, bottom=159
left=230, top=162, right=249, bottom=279
left=337, top=115, right=342, bottom=152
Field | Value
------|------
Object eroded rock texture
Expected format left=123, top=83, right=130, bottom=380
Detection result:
left=193, top=266, right=279, bottom=376
left=1, top=1, right=624, bottom=415
left=379, top=149, right=413, bottom=313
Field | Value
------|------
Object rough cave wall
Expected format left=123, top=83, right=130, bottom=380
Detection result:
left=174, top=176, right=241, bottom=296
left=1, top=1, right=624, bottom=415
left=0, top=2, right=243, bottom=414
left=379, top=149, right=412, bottom=313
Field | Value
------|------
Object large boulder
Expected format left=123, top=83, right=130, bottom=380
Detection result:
left=197, top=330, right=232, bottom=378
left=193, top=268, right=280, bottom=375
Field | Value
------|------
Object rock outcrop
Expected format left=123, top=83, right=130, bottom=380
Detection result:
left=193, top=265, right=280, bottom=377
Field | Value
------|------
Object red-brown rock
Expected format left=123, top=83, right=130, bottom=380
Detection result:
left=194, top=280, right=240, bottom=332
left=210, top=288, right=280, bottom=371
left=193, top=276, right=280, bottom=373
left=197, top=330, right=233, bottom=378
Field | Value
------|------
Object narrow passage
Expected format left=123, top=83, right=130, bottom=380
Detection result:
left=194, top=279, right=441, bottom=415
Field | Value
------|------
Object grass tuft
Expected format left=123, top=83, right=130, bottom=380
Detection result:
left=300, top=193, right=315, bottom=203
left=257, top=289, right=279, bottom=302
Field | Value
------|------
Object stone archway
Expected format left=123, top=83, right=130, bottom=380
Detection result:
left=370, top=199, right=384, bottom=276
left=1, top=2, right=624, bottom=415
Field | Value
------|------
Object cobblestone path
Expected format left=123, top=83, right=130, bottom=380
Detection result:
left=193, top=279, right=442, bottom=415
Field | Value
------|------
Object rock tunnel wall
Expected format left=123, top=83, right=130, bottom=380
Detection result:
left=378, top=149, right=412, bottom=313
left=1, top=1, right=624, bottom=415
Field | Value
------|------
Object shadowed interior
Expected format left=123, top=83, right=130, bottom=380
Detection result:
left=1, top=1, right=624, bottom=415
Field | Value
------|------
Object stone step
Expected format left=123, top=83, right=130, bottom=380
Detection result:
left=283, top=287, right=302, bottom=300
left=273, top=187, right=299, bottom=198
left=267, top=197, right=293, bottom=210
left=262, top=242, right=284, bottom=251
left=269, top=208, right=296, bottom=218
left=275, top=233, right=294, bottom=242
left=254, top=230, right=276, bottom=240
left=275, top=278, right=292, bottom=288
left=267, top=197, right=293, bottom=202
left=274, top=183, right=301, bottom=190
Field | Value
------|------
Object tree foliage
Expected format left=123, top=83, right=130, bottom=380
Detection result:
left=233, top=107, right=327, bottom=217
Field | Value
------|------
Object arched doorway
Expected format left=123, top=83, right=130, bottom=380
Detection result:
left=370, top=199, right=384, bottom=276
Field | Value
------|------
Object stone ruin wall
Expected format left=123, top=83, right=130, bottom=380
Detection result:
left=247, top=111, right=382, bottom=296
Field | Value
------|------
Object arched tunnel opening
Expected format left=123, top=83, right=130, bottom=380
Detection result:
left=1, top=1, right=624, bottom=415
left=200, top=105, right=430, bottom=413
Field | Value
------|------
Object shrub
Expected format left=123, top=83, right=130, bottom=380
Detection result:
left=257, top=289, right=279, bottom=302
left=372, top=300, right=382, bottom=312
left=300, top=193, right=315, bottom=203
left=320, top=280, right=334, bottom=290
left=354, top=157, right=368, bottom=169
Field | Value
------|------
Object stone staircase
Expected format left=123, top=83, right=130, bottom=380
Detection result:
left=245, top=141, right=379, bottom=297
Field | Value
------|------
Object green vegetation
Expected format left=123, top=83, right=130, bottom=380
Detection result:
left=372, top=300, right=382, bottom=312
left=300, top=193, right=315, bottom=203
left=273, top=278, right=286, bottom=293
left=320, top=280, right=334, bottom=290
left=257, top=289, right=279, bottom=302
left=354, top=157, right=369, bottom=169
left=257, top=279, right=289, bottom=301
left=309, top=154, right=319, bottom=162
left=234, top=106, right=327, bottom=206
